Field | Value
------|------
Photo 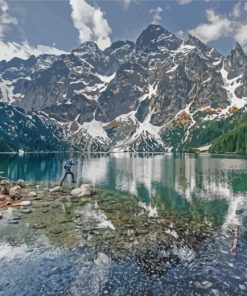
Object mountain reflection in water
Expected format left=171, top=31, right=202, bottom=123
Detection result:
left=1, top=152, right=247, bottom=295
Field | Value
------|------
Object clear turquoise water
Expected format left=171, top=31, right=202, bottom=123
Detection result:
left=0, top=152, right=247, bottom=295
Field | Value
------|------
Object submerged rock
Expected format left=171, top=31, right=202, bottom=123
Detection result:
left=33, top=223, right=46, bottom=229
left=236, top=209, right=245, bottom=215
left=20, top=200, right=32, bottom=206
left=8, top=219, right=19, bottom=224
left=9, top=185, right=22, bottom=199
left=49, top=229, right=63, bottom=235
left=135, top=229, right=149, bottom=236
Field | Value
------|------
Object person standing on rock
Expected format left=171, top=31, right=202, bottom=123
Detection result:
left=60, top=159, right=78, bottom=186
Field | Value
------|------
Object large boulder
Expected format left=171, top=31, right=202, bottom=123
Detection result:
left=0, top=179, right=10, bottom=194
left=71, top=184, right=94, bottom=198
left=9, top=185, right=22, bottom=199
left=17, top=179, right=26, bottom=188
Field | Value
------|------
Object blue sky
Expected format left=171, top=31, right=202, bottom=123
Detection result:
left=0, top=0, right=247, bottom=60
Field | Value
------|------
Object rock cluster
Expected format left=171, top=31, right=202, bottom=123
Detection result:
left=0, top=177, right=38, bottom=207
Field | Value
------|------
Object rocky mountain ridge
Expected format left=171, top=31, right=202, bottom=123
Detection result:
left=0, top=24, right=247, bottom=152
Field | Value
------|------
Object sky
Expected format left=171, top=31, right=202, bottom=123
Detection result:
left=0, top=0, right=247, bottom=61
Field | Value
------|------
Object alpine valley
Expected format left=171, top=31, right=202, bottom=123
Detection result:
left=1, top=24, right=247, bottom=153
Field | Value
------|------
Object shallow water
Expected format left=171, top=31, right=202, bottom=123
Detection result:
left=1, top=152, right=247, bottom=295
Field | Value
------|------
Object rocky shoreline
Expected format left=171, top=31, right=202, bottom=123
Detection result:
left=0, top=177, right=213, bottom=277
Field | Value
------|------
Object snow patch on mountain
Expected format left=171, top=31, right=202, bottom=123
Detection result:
left=82, top=119, right=109, bottom=141
left=0, top=78, right=15, bottom=104
left=221, top=66, right=247, bottom=109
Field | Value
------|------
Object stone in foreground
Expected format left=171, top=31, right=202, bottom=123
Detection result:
left=9, top=186, right=22, bottom=199
left=71, top=184, right=94, bottom=198
left=50, top=186, right=62, bottom=193
left=28, top=191, right=37, bottom=197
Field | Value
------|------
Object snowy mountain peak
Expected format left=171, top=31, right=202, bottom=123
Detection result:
left=231, top=42, right=246, bottom=58
left=136, top=24, right=179, bottom=53
left=72, top=41, right=101, bottom=56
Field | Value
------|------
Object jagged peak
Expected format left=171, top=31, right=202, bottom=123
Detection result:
left=145, top=24, right=168, bottom=33
left=136, top=24, right=178, bottom=52
left=104, top=40, right=135, bottom=52
left=231, top=41, right=245, bottom=56
left=73, top=41, right=101, bottom=54
left=137, top=24, right=171, bottom=40
left=184, top=33, right=208, bottom=50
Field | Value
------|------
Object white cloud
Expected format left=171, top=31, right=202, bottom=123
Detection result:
left=0, top=0, right=67, bottom=61
left=0, top=0, right=18, bottom=38
left=190, top=5, right=247, bottom=51
left=0, top=41, right=67, bottom=61
left=122, top=0, right=131, bottom=9
left=190, top=10, right=233, bottom=43
left=231, top=2, right=241, bottom=18
left=149, top=7, right=163, bottom=24
left=235, top=24, right=247, bottom=46
left=69, top=0, right=111, bottom=50
left=177, top=0, right=192, bottom=5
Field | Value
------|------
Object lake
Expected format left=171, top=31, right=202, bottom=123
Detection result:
left=0, top=152, right=247, bottom=295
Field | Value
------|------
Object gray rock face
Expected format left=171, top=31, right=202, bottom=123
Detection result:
left=0, top=103, right=69, bottom=152
left=0, top=24, right=247, bottom=152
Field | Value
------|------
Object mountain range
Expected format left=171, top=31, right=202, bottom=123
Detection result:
left=0, top=24, right=247, bottom=153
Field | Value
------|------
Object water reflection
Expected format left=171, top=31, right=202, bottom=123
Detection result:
left=1, top=152, right=247, bottom=229
left=1, top=152, right=247, bottom=295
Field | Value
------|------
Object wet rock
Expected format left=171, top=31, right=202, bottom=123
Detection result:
left=33, top=223, right=46, bottom=229
left=8, top=219, right=19, bottom=224
left=94, top=252, right=110, bottom=266
left=75, top=221, right=84, bottom=227
left=20, top=200, right=32, bottom=206
left=236, top=209, right=245, bottom=215
left=59, top=219, right=73, bottom=224
left=0, top=179, right=10, bottom=185
left=124, top=224, right=134, bottom=228
left=28, top=191, right=37, bottom=198
left=135, top=229, right=149, bottom=236
left=12, top=216, right=22, bottom=221
left=49, top=229, right=62, bottom=234
left=71, top=184, right=94, bottom=198
left=71, top=199, right=79, bottom=203
left=0, top=179, right=10, bottom=194
left=239, top=284, right=246, bottom=291
left=17, top=179, right=26, bottom=188
left=9, top=185, right=22, bottom=199
left=41, top=209, right=49, bottom=213
left=0, top=194, right=6, bottom=201
left=0, top=176, right=7, bottom=181
left=20, top=208, right=32, bottom=214
left=50, top=186, right=62, bottom=193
